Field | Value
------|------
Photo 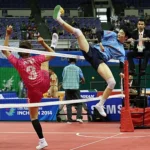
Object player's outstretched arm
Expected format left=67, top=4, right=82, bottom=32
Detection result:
left=38, top=37, right=55, bottom=52
left=2, top=25, right=12, bottom=58
left=38, top=36, right=55, bottom=61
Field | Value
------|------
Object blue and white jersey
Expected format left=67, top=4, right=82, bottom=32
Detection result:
left=93, top=30, right=125, bottom=63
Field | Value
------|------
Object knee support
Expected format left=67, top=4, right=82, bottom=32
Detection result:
left=106, top=77, right=116, bottom=90
left=73, top=28, right=82, bottom=38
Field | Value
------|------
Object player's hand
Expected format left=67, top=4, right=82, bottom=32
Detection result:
left=127, top=38, right=134, bottom=42
left=119, top=73, right=124, bottom=78
left=6, top=25, right=13, bottom=36
left=99, top=42, right=104, bottom=52
left=38, top=37, right=44, bottom=44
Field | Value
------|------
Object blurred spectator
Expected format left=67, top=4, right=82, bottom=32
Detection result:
left=34, top=30, right=40, bottom=39
left=127, top=19, right=150, bottom=75
left=70, top=40, right=79, bottom=49
left=12, top=32, right=18, bottom=40
left=20, top=21, right=27, bottom=40
left=20, top=21, right=27, bottom=31
left=71, top=18, right=79, bottom=27
left=18, top=78, right=27, bottom=98
left=27, top=21, right=33, bottom=31
left=91, top=26, right=97, bottom=37
left=129, top=75, right=138, bottom=95
left=48, top=68, right=58, bottom=98
left=27, top=31, right=34, bottom=39
left=81, top=25, right=87, bottom=35
left=52, top=26, right=57, bottom=34
left=58, top=27, right=64, bottom=36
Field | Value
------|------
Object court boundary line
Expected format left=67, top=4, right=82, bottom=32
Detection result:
left=76, top=132, right=150, bottom=139
left=70, top=133, right=122, bottom=150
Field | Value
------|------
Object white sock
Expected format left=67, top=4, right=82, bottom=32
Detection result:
left=51, top=43, right=56, bottom=49
left=98, top=96, right=106, bottom=106
left=39, top=138, right=45, bottom=142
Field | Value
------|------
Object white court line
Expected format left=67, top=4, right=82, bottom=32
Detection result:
left=76, top=133, right=150, bottom=139
left=70, top=133, right=122, bottom=150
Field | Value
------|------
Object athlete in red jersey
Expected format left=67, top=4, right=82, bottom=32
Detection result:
left=2, top=25, right=59, bottom=150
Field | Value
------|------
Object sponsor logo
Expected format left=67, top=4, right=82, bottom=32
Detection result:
left=91, top=104, right=122, bottom=115
left=6, top=108, right=16, bottom=116
left=81, top=94, right=95, bottom=99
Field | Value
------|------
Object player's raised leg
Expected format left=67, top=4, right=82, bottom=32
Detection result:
left=53, top=5, right=89, bottom=53
left=95, top=63, right=116, bottom=117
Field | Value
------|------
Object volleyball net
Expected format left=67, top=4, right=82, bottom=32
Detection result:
left=0, top=45, right=133, bottom=129
left=0, top=45, right=125, bottom=103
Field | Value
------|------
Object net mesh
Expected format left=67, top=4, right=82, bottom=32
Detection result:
left=0, top=39, right=101, bottom=99
left=0, top=41, right=125, bottom=123
left=0, top=42, right=90, bottom=121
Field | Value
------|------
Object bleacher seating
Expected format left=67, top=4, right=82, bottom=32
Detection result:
left=0, top=16, right=101, bottom=40
left=0, top=17, right=30, bottom=39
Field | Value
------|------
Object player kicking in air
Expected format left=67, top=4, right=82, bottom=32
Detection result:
left=53, top=5, right=130, bottom=117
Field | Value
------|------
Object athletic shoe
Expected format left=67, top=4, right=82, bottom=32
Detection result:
left=95, top=104, right=107, bottom=117
left=76, top=119, right=83, bottom=123
left=67, top=119, right=75, bottom=124
left=67, top=121, right=72, bottom=124
left=36, top=139, right=48, bottom=150
left=51, top=33, right=59, bottom=49
left=53, top=5, right=64, bottom=20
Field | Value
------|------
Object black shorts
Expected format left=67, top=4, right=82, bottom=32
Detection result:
left=65, top=89, right=81, bottom=106
left=82, top=46, right=104, bottom=70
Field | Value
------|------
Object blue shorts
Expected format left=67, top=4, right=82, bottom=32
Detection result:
left=82, top=46, right=105, bottom=70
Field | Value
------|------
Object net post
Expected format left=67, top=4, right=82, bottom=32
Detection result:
left=120, top=60, right=134, bottom=132
left=124, top=60, right=130, bottom=109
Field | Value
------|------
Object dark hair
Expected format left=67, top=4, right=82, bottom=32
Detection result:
left=68, top=58, right=76, bottom=63
left=138, top=18, right=145, bottom=23
left=18, top=41, right=32, bottom=57
left=120, top=25, right=131, bottom=38
left=19, top=41, right=32, bottom=49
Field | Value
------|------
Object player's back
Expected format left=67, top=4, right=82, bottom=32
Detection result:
left=8, top=54, right=48, bottom=89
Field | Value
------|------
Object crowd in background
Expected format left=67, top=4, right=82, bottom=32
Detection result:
left=111, top=13, right=150, bottom=33
left=0, top=16, right=98, bottom=41
left=1, top=13, right=150, bottom=50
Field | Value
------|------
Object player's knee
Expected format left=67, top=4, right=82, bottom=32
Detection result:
left=73, top=28, right=83, bottom=38
left=106, top=77, right=116, bottom=89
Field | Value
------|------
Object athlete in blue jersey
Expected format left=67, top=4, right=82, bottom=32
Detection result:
left=93, top=31, right=125, bottom=63
left=53, top=5, right=130, bottom=117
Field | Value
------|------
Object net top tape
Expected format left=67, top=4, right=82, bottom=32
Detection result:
left=0, top=94, right=124, bottom=108
left=0, top=45, right=119, bottom=62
